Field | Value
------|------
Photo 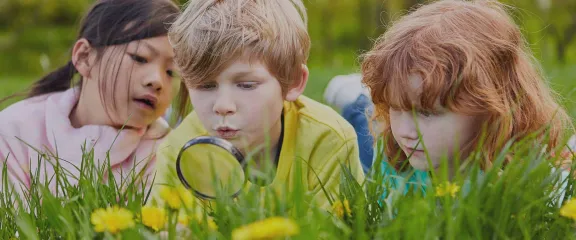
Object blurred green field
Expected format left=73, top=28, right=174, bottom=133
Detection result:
left=1, top=76, right=33, bottom=110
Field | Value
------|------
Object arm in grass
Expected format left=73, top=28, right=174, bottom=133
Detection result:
left=306, top=137, right=365, bottom=210
left=147, top=140, right=182, bottom=207
left=146, top=113, right=205, bottom=211
left=0, top=133, right=32, bottom=201
left=0, top=100, right=43, bottom=201
left=557, top=135, right=576, bottom=170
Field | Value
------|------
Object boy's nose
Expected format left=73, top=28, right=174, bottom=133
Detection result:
left=213, top=94, right=236, bottom=116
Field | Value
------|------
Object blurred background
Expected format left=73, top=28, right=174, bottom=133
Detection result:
left=1, top=0, right=575, bottom=121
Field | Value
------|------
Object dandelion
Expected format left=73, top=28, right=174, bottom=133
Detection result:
left=160, top=185, right=194, bottom=210
left=232, top=217, right=299, bottom=240
left=178, top=213, right=190, bottom=225
left=91, top=206, right=135, bottom=234
left=206, top=218, right=218, bottom=231
left=141, top=206, right=167, bottom=232
left=435, top=181, right=460, bottom=198
left=560, top=198, right=576, bottom=220
left=332, top=199, right=352, bottom=219
left=178, top=213, right=218, bottom=231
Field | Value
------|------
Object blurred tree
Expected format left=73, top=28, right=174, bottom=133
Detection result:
left=0, top=0, right=574, bottom=75
left=544, top=0, right=576, bottom=64
left=0, top=0, right=92, bottom=28
left=498, top=0, right=576, bottom=64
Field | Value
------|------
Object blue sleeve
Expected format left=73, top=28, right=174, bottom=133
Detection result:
left=341, top=95, right=374, bottom=173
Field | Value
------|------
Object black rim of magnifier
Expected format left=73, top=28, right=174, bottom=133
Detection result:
left=176, top=136, right=246, bottom=200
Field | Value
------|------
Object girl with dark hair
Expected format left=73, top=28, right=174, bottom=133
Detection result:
left=0, top=0, right=182, bottom=198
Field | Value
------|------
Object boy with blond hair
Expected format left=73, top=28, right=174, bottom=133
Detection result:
left=150, top=0, right=364, bottom=209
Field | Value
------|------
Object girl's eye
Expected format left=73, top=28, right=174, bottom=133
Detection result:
left=417, top=108, right=444, bottom=117
left=237, top=83, right=257, bottom=90
left=166, top=70, right=174, bottom=77
left=417, top=109, right=433, bottom=117
left=129, top=54, right=148, bottom=64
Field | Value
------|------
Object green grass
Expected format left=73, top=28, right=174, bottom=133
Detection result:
left=1, top=130, right=576, bottom=239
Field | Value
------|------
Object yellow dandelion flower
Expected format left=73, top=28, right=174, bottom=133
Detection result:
left=435, top=181, right=460, bottom=198
left=206, top=218, right=218, bottom=231
left=561, top=198, right=576, bottom=220
left=91, top=206, right=135, bottom=234
left=141, top=206, right=167, bottom=232
left=232, top=217, right=299, bottom=240
left=332, top=199, right=352, bottom=219
left=178, top=213, right=190, bottom=226
left=160, top=185, right=194, bottom=210
left=178, top=213, right=218, bottom=231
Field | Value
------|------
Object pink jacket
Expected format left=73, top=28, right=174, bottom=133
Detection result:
left=0, top=88, right=170, bottom=198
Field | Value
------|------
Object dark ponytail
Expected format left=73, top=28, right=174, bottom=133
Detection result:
left=28, top=61, right=77, bottom=98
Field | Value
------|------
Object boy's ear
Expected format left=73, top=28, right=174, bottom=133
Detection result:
left=285, top=64, right=309, bottom=102
left=71, top=38, right=96, bottom=78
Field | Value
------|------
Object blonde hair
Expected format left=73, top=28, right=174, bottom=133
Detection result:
left=169, top=0, right=310, bottom=94
left=361, top=0, right=573, bottom=170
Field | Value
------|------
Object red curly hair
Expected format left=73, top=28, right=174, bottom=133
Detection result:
left=361, top=0, right=573, bottom=170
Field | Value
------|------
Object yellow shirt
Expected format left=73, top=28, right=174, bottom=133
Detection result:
left=149, top=95, right=365, bottom=210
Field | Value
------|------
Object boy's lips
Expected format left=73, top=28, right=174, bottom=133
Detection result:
left=215, top=127, right=239, bottom=139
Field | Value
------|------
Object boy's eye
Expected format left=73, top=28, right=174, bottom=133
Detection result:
left=129, top=54, right=148, bottom=64
left=197, top=83, right=217, bottom=90
left=237, top=82, right=257, bottom=90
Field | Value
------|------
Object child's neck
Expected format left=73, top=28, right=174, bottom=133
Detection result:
left=70, top=93, right=108, bottom=128
left=250, top=114, right=284, bottom=171
left=429, top=158, right=471, bottom=181
left=252, top=144, right=280, bottom=169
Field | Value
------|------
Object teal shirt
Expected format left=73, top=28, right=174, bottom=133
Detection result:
left=374, top=138, right=474, bottom=197
left=380, top=160, right=430, bottom=195
left=373, top=138, right=430, bottom=196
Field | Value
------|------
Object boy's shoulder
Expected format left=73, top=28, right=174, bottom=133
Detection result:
left=284, top=95, right=362, bottom=177
left=287, top=95, right=357, bottom=142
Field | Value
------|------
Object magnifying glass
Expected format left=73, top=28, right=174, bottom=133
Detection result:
left=176, top=136, right=247, bottom=200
